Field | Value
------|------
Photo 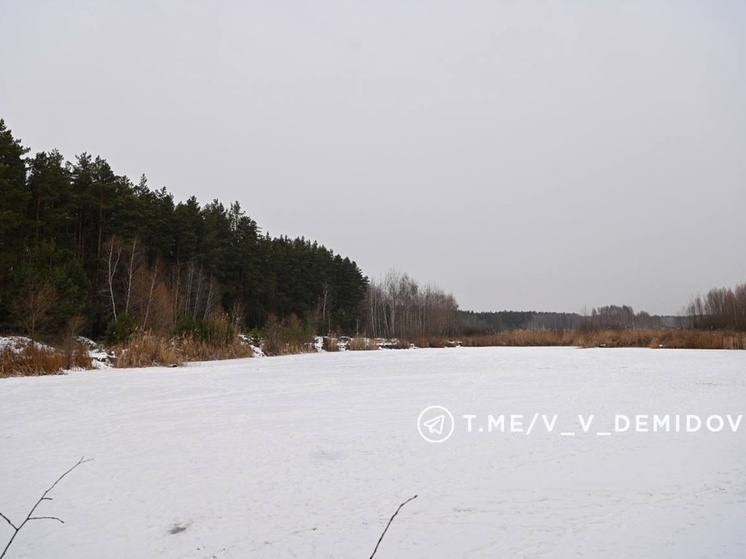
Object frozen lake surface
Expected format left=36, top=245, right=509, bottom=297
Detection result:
left=1, top=347, right=745, bottom=558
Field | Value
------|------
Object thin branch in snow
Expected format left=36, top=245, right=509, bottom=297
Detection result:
left=0, top=457, right=93, bottom=559
left=27, top=516, right=64, bottom=524
left=0, top=513, right=16, bottom=531
left=369, top=494, right=418, bottom=559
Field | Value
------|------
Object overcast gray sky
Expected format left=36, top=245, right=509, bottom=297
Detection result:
left=2, top=1, right=744, bottom=315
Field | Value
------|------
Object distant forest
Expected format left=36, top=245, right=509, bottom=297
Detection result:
left=1, top=118, right=744, bottom=344
left=461, top=307, right=687, bottom=334
left=462, top=290, right=746, bottom=335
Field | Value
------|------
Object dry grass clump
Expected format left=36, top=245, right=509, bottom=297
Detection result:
left=576, top=329, right=745, bottom=349
left=575, top=330, right=653, bottom=348
left=114, top=333, right=183, bottom=368
left=322, top=337, right=340, bottom=352
left=0, top=342, right=78, bottom=378
left=461, top=330, right=576, bottom=347
left=261, top=314, right=314, bottom=356
left=723, top=335, right=746, bottom=350
left=646, top=330, right=744, bottom=350
left=179, top=337, right=253, bottom=361
left=113, top=333, right=253, bottom=368
left=348, top=337, right=379, bottom=351
left=411, top=337, right=449, bottom=348
left=459, top=329, right=746, bottom=350
left=63, top=341, right=94, bottom=370
left=263, top=336, right=314, bottom=356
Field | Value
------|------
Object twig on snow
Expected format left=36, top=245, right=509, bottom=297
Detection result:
left=369, top=494, right=418, bottom=559
left=1, top=457, right=92, bottom=559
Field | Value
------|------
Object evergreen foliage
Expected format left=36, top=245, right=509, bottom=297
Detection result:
left=0, top=118, right=368, bottom=339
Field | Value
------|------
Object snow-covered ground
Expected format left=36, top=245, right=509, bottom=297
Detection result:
left=1, top=347, right=745, bottom=558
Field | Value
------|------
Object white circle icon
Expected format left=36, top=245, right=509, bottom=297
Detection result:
left=417, top=405, right=455, bottom=443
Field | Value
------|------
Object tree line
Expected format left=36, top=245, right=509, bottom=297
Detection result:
left=0, top=118, right=368, bottom=340
left=364, top=270, right=460, bottom=340
left=2, top=118, right=743, bottom=344
left=687, top=283, right=746, bottom=331
left=461, top=310, right=582, bottom=333
left=461, top=306, right=688, bottom=334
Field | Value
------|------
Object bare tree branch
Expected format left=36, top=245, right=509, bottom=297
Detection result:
left=0, top=513, right=16, bottom=531
left=369, top=494, right=418, bottom=559
left=27, top=516, right=64, bottom=524
left=1, top=457, right=92, bottom=559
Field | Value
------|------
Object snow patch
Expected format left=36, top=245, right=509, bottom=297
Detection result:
left=76, top=336, right=114, bottom=368
left=0, top=336, right=53, bottom=353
